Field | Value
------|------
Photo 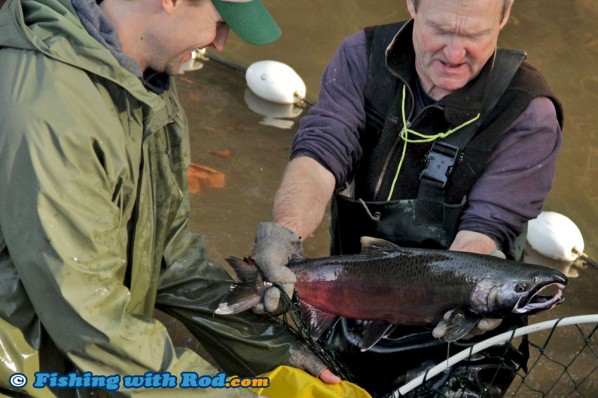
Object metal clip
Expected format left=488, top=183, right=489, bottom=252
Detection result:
left=420, top=141, right=460, bottom=187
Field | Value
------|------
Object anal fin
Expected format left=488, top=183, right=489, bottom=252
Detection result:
left=359, top=320, right=395, bottom=351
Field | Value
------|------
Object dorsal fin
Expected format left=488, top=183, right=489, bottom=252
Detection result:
left=360, top=236, right=401, bottom=253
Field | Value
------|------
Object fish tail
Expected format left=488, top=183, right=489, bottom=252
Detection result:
left=214, top=257, right=262, bottom=315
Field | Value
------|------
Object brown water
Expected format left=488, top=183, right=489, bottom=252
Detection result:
left=179, top=0, right=598, bottom=393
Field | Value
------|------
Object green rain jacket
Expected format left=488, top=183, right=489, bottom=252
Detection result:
left=0, top=0, right=295, bottom=396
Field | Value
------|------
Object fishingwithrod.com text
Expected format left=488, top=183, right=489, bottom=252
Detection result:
left=8, top=371, right=270, bottom=391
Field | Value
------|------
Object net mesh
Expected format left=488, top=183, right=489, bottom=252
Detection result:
left=506, top=320, right=598, bottom=397
left=393, top=317, right=598, bottom=398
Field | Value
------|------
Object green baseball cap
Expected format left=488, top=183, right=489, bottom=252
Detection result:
left=211, top=0, right=281, bottom=45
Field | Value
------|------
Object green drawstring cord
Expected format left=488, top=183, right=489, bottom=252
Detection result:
left=386, top=86, right=481, bottom=201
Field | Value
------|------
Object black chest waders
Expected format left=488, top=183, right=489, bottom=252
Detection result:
left=324, top=21, right=562, bottom=397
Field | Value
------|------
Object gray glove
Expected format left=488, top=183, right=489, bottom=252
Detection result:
left=287, top=344, right=342, bottom=384
left=287, top=345, right=327, bottom=379
left=251, top=222, right=303, bottom=313
left=433, top=250, right=505, bottom=340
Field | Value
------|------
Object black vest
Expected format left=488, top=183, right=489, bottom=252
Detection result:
left=330, top=21, right=563, bottom=257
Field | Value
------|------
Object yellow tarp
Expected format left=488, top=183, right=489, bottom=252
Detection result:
left=253, top=366, right=372, bottom=398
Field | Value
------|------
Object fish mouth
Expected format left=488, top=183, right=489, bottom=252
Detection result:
left=514, top=281, right=566, bottom=314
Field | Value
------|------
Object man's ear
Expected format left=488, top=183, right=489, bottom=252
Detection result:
left=406, top=0, right=417, bottom=19
left=161, top=0, right=178, bottom=14
left=499, top=0, right=514, bottom=29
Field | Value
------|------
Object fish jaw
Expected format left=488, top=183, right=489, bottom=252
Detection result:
left=470, top=270, right=568, bottom=317
left=513, top=280, right=567, bottom=315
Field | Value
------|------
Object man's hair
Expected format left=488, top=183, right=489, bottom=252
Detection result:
left=411, top=0, right=513, bottom=21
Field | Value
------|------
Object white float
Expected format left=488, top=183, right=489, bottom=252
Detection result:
left=245, top=60, right=306, bottom=104
left=528, top=211, right=585, bottom=262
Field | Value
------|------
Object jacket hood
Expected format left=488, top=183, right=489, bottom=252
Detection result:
left=0, top=0, right=159, bottom=104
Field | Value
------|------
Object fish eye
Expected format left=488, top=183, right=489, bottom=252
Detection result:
left=516, top=283, right=528, bottom=293
left=533, top=277, right=540, bottom=283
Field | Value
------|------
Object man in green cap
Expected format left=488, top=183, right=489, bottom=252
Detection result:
left=0, top=0, right=339, bottom=396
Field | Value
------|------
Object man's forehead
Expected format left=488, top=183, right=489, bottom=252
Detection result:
left=420, top=0, right=504, bottom=22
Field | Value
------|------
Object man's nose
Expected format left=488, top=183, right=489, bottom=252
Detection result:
left=211, top=24, right=230, bottom=52
left=443, top=37, right=467, bottom=64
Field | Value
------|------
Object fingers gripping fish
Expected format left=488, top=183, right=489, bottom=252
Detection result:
left=216, top=237, right=567, bottom=349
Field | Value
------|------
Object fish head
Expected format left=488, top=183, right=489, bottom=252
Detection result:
left=470, top=267, right=568, bottom=317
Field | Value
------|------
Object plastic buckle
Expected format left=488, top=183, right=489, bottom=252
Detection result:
left=420, top=141, right=460, bottom=188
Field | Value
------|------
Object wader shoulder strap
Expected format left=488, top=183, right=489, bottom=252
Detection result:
left=416, top=49, right=527, bottom=225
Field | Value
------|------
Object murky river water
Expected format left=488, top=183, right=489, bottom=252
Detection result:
left=178, top=0, right=598, bottom=394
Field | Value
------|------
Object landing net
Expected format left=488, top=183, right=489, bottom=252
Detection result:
left=390, top=314, right=598, bottom=397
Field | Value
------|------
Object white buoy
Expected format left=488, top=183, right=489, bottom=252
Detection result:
left=528, top=211, right=584, bottom=261
left=245, top=60, right=306, bottom=104
left=528, top=211, right=597, bottom=270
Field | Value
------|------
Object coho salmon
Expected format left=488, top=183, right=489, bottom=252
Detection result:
left=216, top=237, right=567, bottom=347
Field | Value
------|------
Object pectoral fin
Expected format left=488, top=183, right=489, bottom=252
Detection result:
left=440, top=308, right=479, bottom=342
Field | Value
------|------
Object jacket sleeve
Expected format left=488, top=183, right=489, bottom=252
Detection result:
left=0, top=75, right=253, bottom=397
left=459, top=97, right=563, bottom=252
left=155, top=100, right=298, bottom=379
left=290, top=30, right=370, bottom=186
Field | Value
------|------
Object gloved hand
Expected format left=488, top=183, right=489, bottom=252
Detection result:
left=287, top=344, right=341, bottom=384
left=251, top=222, right=303, bottom=314
left=433, top=250, right=506, bottom=340
left=432, top=309, right=503, bottom=340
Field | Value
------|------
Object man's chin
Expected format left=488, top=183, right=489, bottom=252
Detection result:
left=435, top=76, right=469, bottom=94
left=164, top=63, right=183, bottom=76
left=163, top=54, right=192, bottom=76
